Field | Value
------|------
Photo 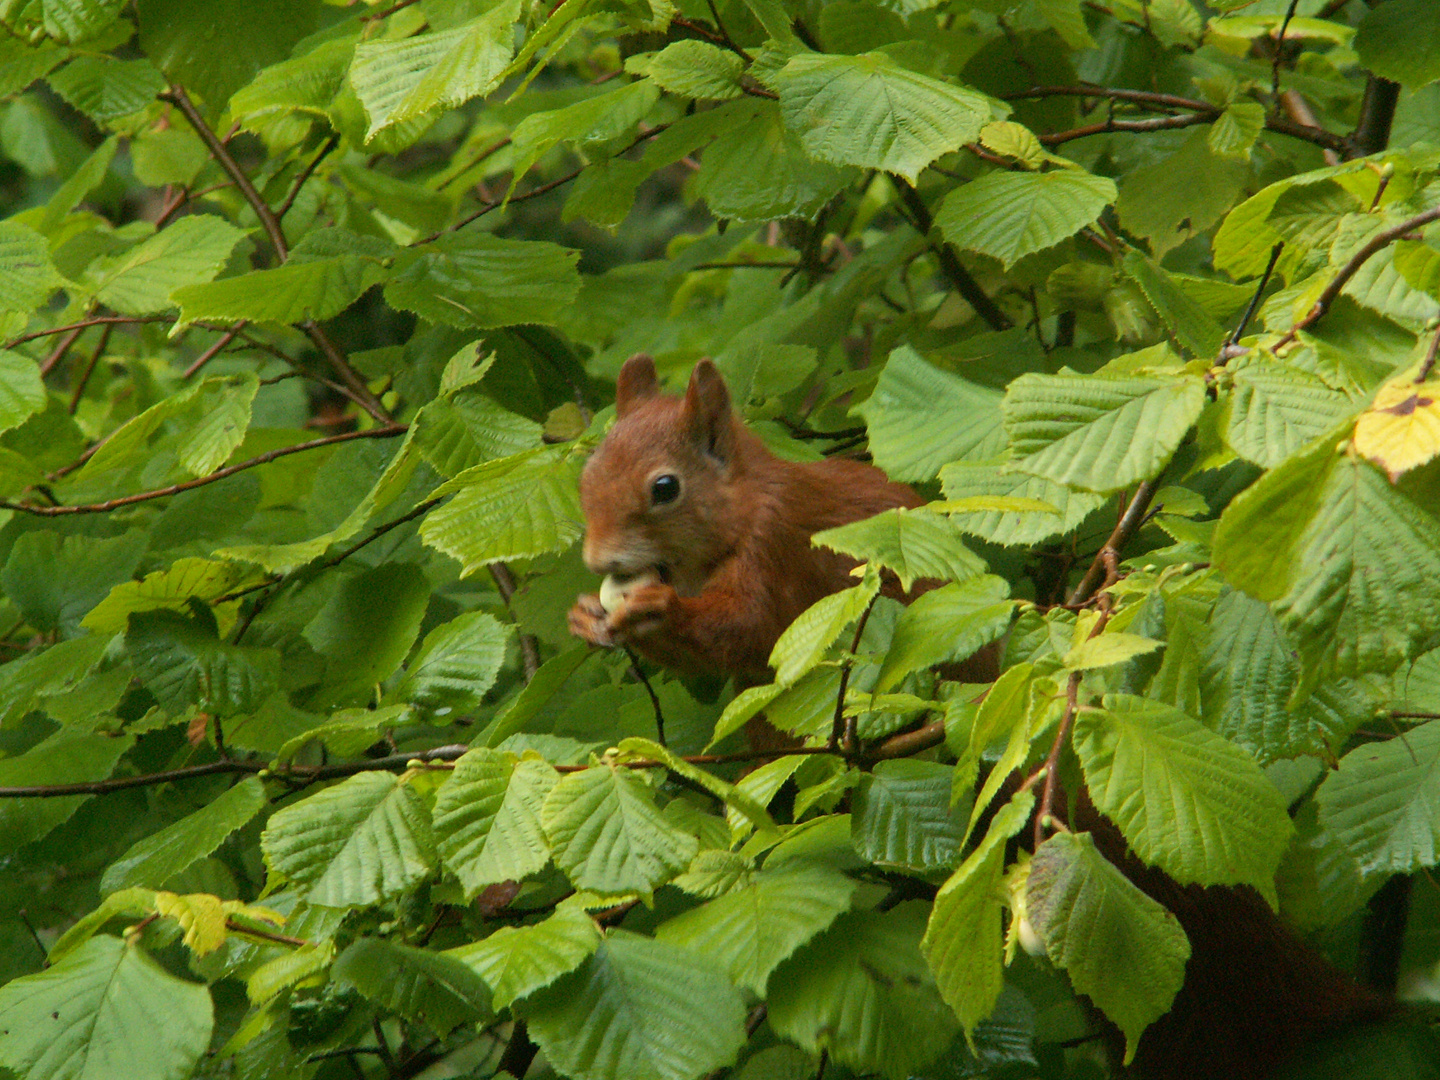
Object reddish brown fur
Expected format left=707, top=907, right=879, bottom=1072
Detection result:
left=569, top=355, right=926, bottom=683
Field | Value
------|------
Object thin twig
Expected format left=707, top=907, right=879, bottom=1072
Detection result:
left=1273, top=203, right=1440, bottom=350
left=1418, top=324, right=1440, bottom=384
left=10, top=315, right=171, bottom=351
left=1222, top=241, right=1284, bottom=354
left=277, top=134, right=339, bottom=221
left=1, top=425, right=406, bottom=516
left=1271, top=0, right=1302, bottom=102
left=624, top=648, right=667, bottom=747
left=182, top=322, right=247, bottom=379
left=67, top=324, right=111, bottom=414
left=829, top=596, right=878, bottom=754
left=1066, top=481, right=1157, bottom=606
left=893, top=178, right=1011, bottom=331
left=1034, top=672, right=1082, bottom=849
left=489, top=561, right=542, bottom=681
left=38, top=325, right=87, bottom=377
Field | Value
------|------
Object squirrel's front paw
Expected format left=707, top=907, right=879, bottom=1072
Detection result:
left=606, top=581, right=675, bottom=643
left=568, top=593, right=613, bottom=647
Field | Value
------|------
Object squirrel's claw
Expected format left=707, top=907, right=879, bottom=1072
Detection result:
left=567, top=593, right=613, bottom=648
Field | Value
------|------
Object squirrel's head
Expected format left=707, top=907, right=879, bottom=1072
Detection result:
left=579, top=354, right=749, bottom=596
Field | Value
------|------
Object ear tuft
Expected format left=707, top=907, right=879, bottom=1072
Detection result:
left=683, top=359, right=735, bottom=461
left=615, top=354, right=659, bottom=417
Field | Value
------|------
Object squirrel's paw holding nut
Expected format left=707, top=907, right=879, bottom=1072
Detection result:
left=567, top=593, right=613, bottom=648
left=605, top=581, right=675, bottom=643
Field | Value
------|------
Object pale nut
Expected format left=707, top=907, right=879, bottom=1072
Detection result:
left=598, top=569, right=661, bottom=614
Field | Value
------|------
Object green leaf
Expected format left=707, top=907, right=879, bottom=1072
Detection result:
left=47, top=55, right=164, bottom=122
left=1116, top=126, right=1250, bottom=259
left=1074, top=694, right=1294, bottom=900
left=522, top=931, right=747, bottom=1080
left=856, top=346, right=1006, bottom=483
left=645, top=40, right=743, bottom=100
left=90, top=215, right=245, bottom=315
left=812, top=508, right=984, bottom=591
left=413, top=391, right=543, bottom=478
left=392, top=610, right=510, bottom=717
left=173, top=249, right=387, bottom=325
left=1214, top=441, right=1440, bottom=680
left=1003, top=370, right=1206, bottom=492
left=922, top=790, right=1033, bottom=1039
left=540, top=765, right=699, bottom=895
left=939, top=459, right=1104, bottom=546
left=127, top=607, right=280, bottom=716
left=82, top=558, right=256, bottom=636
left=261, top=771, right=437, bottom=907
left=1354, top=0, right=1440, bottom=89
left=350, top=1, right=520, bottom=137
left=616, top=738, right=777, bottom=834
left=508, top=79, right=661, bottom=185
left=419, top=448, right=584, bottom=574
left=101, top=777, right=267, bottom=894
left=1026, top=831, right=1190, bottom=1065
left=774, top=52, right=992, bottom=182
left=852, top=759, right=968, bottom=871
left=332, top=938, right=491, bottom=1037
left=385, top=228, right=581, bottom=329
left=875, top=574, right=1012, bottom=692
left=656, top=863, right=856, bottom=993
left=0, top=219, right=62, bottom=312
left=0, top=729, right=135, bottom=850
left=767, top=904, right=958, bottom=1080
left=1316, top=719, right=1440, bottom=876
left=690, top=99, right=854, bottom=223
left=433, top=749, right=558, bottom=898
left=1122, top=251, right=1227, bottom=359
left=448, top=900, right=602, bottom=1009
left=936, top=170, right=1116, bottom=270
left=1224, top=362, right=1359, bottom=468
left=1062, top=632, right=1163, bottom=671
left=2, top=531, right=145, bottom=637
left=0, top=935, right=212, bottom=1080
left=769, top=565, right=880, bottom=687
left=303, top=562, right=430, bottom=705
left=1208, top=101, right=1265, bottom=158
left=0, top=349, right=48, bottom=434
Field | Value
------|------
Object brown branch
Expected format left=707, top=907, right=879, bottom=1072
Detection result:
left=161, top=85, right=290, bottom=261
left=1349, top=74, right=1401, bottom=160
left=488, top=561, right=542, bottom=681
left=1418, top=324, right=1440, bottom=384
left=1271, top=0, right=1302, bottom=101
left=224, top=919, right=310, bottom=948
left=828, top=595, right=878, bottom=754
left=438, top=137, right=512, bottom=190
left=1, top=424, right=406, bottom=516
left=893, top=178, right=1011, bottom=331
left=1274, top=203, right=1440, bottom=350
left=1034, top=671, right=1081, bottom=849
left=10, top=315, right=171, bottom=351
left=38, top=324, right=88, bottom=377
left=301, top=319, right=393, bottom=424
left=1066, top=480, right=1157, bottom=606
left=182, top=321, right=247, bottom=378
left=1041, top=112, right=1215, bottom=147
left=67, top=324, right=111, bottom=414
left=277, top=134, right=339, bottom=221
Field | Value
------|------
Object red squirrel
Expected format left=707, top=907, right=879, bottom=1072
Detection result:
left=566, top=355, right=1394, bottom=1079
left=567, top=354, right=931, bottom=682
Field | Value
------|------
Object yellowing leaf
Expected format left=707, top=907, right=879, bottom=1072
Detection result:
left=1353, top=378, right=1440, bottom=480
left=154, top=891, right=228, bottom=956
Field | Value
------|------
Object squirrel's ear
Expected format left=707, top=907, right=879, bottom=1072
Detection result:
left=683, top=359, right=734, bottom=461
left=615, top=354, right=659, bottom=417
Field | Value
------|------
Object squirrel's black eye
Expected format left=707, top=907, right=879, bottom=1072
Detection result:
left=651, top=474, right=681, bottom=505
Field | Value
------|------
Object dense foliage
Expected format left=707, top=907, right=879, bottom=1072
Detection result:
left=0, top=0, right=1439, bottom=1077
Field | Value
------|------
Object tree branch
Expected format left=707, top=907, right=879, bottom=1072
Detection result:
left=893, top=178, right=1011, bottom=331
left=0, top=425, right=406, bottom=516
left=1066, top=480, right=1158, bottom=605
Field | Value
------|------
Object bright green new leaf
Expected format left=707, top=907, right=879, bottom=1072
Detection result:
left=936, top=170, right=1115, bottom=269
left=413, top=391, right=543, bottom=478
left=541, top=765, right=698, bottom=895
left=875, top=574, right=1012, bottom=692
left=1062, top=632, right=1163, bottom=671
left=1208, top=101, right=1265, bottom=158
left=432, top=749, right=558, bottom=897
left=261, top=771, right=437, bottom=907
left=101, top=777, right=267, bottom=894
left=508, top=80, right=661, bottom=184
left=645, top=40, right=743, bottom=100
left=1316, top=719, right=1440, bottom=876
left=1225, top=362, right=1359, bottom=468
left=90, top=215, right=244, bottom=315
left=1026, top=831, right=1190, bottom=1064
left=393, top=610, right=510, bottom=717
left=857, top=346, right=1006, bottom=482
left=0, top=350, right=48, bottom=434
left=768, top=903, right=958, bottom=1080
left=448, top=900, right=602, bottom=1009
left=523, top=931, right=747, bottom=1080
left=656, top=863, right=855, bottom=993
left=351, top=1, right=520, bottom=136
left=1004, top=371, right=1206, bottom=492
left=922, top=790, right=1033, bottom=1039
left=420, top=448, right=584, bottom=574
left=1122, top=252, right=1226, bottom=359
left=939, top=459, right=1104, bottom=546
left=1074, top=694, right=1294, bottom=900
left=769, top=564, right=880, bottom=686
left=774, top=52, right=993, bottom=182
left=174, top=251, right=385, bottom=325
left=332, top=938, right=491, bottom=1036
left=813, top=507, right=985, bottom=591
left=82, top=558, right=256, bottom=635
left=0, top=935, right=212, bottom=1080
